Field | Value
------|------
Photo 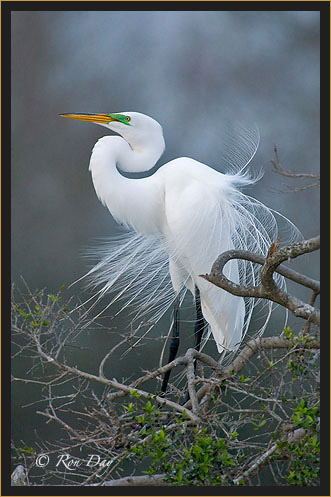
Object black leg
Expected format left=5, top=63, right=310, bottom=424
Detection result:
left=161, top=294, right=180, bottom=393
left=194, top=286, right=206, bottom=361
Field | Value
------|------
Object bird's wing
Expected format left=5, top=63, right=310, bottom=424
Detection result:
left=162, top=159, right=246, bottom=352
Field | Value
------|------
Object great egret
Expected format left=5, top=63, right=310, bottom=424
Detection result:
left=60, top=111, right=297, bottom=392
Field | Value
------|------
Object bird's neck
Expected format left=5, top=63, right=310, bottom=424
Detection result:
left=88, top=135, right=165, bottom=234
left=116, top=133, right=165, bottom=173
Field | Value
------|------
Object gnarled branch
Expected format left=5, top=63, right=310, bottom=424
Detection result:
left=200, top=236, right=320, bottom=326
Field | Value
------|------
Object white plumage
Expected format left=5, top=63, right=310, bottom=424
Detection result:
left=61, top=111, right=298, bottom=354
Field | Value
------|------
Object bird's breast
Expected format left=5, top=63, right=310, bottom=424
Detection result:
left=89, top=139, right=165, bottom=236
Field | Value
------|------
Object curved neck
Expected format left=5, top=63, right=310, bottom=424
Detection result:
left=114, top=132, right=165, bottom=173
left=88, top=135, right=165, bottom=234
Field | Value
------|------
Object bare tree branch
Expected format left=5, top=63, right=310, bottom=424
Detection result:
left=224, top=336, right=320, bottom=376
left=271, top=145, right=320, bottom=192
left=32, top=344, right=202, bottom=425
left=94, top=474, right=168, bottom=486
left=194, top=335, right=320, bottom=404
left=200, top=236, right=320, bottom=325
left=233, top=427, right=309, bottom=485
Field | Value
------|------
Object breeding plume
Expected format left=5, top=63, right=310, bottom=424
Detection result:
left=60, top=111, right=295, bottom=391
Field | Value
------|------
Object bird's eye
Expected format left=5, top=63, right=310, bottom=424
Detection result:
left=125, top=116, right=131, bottom=122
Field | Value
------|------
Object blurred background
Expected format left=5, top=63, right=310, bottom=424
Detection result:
left=11, top=10, right=320, bottom=455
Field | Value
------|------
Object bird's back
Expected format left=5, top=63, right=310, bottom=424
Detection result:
left=159, top=157, right=246, bottom=352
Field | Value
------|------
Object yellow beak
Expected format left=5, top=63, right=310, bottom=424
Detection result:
left=59, top=113, right=115, bottom=124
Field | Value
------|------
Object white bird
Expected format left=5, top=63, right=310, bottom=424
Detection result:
left=60, top=111, right=296, bottom=391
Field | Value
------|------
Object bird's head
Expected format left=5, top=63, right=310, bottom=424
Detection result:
left=60, top=111, right=164, bottom=151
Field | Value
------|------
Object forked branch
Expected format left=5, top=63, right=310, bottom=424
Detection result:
left=200, top=236, right=320, bottom=326
left=271, top=145, right=320, bottom=192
